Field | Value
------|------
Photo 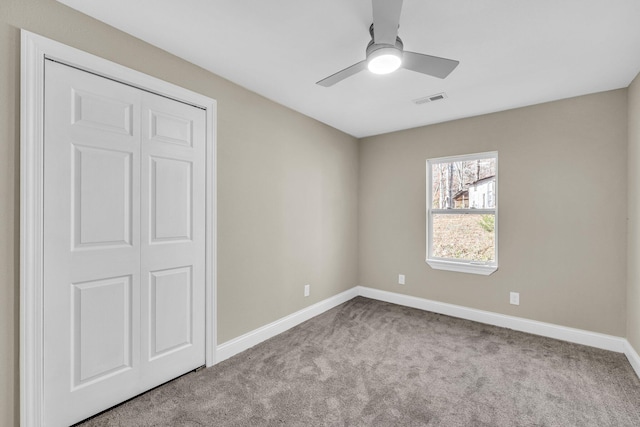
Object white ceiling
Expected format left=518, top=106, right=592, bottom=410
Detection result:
left=58, top=0, right=640, bottom=138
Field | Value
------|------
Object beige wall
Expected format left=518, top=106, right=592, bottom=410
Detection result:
left=359, top=90, right=628, bottom=337
left=628, top=72, right=640, bottom=353
left=0, top=1, right=359, bottom=425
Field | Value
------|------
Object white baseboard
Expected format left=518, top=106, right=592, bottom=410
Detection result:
left=624, top=340, right=640, bottom=379
left=216, top=287, right=359, bottom=363
left=215, top=285, right=637, bottom=380
left=356, top=286, right=626, bottom=353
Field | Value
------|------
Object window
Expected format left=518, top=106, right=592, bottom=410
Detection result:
left=426, top=152, right=498, bottom=275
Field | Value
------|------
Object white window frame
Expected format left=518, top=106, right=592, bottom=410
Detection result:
left=426, top=151, right=498, bottom=275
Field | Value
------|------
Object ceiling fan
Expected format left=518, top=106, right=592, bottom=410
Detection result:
left=316, top=0, right=459, bottom=87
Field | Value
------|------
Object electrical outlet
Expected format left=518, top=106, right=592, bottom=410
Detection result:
left=510, top=292, right=520, bottom=306
left=398, top=274, right=405, bottom=285
left=304, top=284, right=310, bottom=297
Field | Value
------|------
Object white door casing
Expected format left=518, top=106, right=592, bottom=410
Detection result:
left=21, top=31, right=217, bottom=427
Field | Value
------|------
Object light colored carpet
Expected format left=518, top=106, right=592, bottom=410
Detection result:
left=79, top=297, right=640, bottom=426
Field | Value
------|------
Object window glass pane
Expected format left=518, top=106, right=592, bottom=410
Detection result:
left=431, top=157, right=496, bottom=209
left=432, top=214, right=495, bottom=262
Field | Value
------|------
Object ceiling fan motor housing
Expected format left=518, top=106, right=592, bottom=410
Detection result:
left=365, top=36, right=404, bottom=58
left=366, top=23, right=404, bottom=59
left=366, top=34, right=404, bottom=74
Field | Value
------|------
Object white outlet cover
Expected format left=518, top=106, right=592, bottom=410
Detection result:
left=304, top=284, right=310, bottom=297
left=510, top=292, right=520, bottom=305
left=398, top=274, right=405, bottom=285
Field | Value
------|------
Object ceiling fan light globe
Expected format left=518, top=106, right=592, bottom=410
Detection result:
left=367, top=47, right=402, bottom=74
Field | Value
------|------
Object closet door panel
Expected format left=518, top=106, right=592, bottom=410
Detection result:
left=43, top=60, right=142, bottom=427
left=140, top=92, right=206, bottom=388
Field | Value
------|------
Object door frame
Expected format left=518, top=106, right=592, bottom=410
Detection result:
left=20, top=30, right=218, bottom=427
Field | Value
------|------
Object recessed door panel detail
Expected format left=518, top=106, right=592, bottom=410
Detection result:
left=149, top=110, right=193, bottom=147
left=149, top=267, right=192, bottom=359
left=72, top=89, right=133, bottom=135
left=72, top=276, right=133, bottom=389
left=73, top=145, right=132, bottom=249
left=149, top=157, right=192, bottom=243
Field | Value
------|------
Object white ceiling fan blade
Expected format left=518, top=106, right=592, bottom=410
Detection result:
left=316, top=60, right=367, bottom=87
left=372, top=0, right=403, bottom=45
left=402, top=51, right=459, bottom=79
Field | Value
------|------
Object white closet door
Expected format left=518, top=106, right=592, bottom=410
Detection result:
left=43, top=60, right=206, bottom=427
left=139, top=92, right=205, bottom=388
left=43, top=60, right=143, bottom=427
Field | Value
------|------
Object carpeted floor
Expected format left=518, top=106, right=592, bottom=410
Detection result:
left=79, top=297, right=640, bottom=426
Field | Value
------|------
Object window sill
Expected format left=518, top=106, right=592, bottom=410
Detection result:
left=426, top=259, right=498, bottom=276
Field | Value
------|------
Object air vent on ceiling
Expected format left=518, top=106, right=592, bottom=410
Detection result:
left=413, top=92, right=448, bottom=105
